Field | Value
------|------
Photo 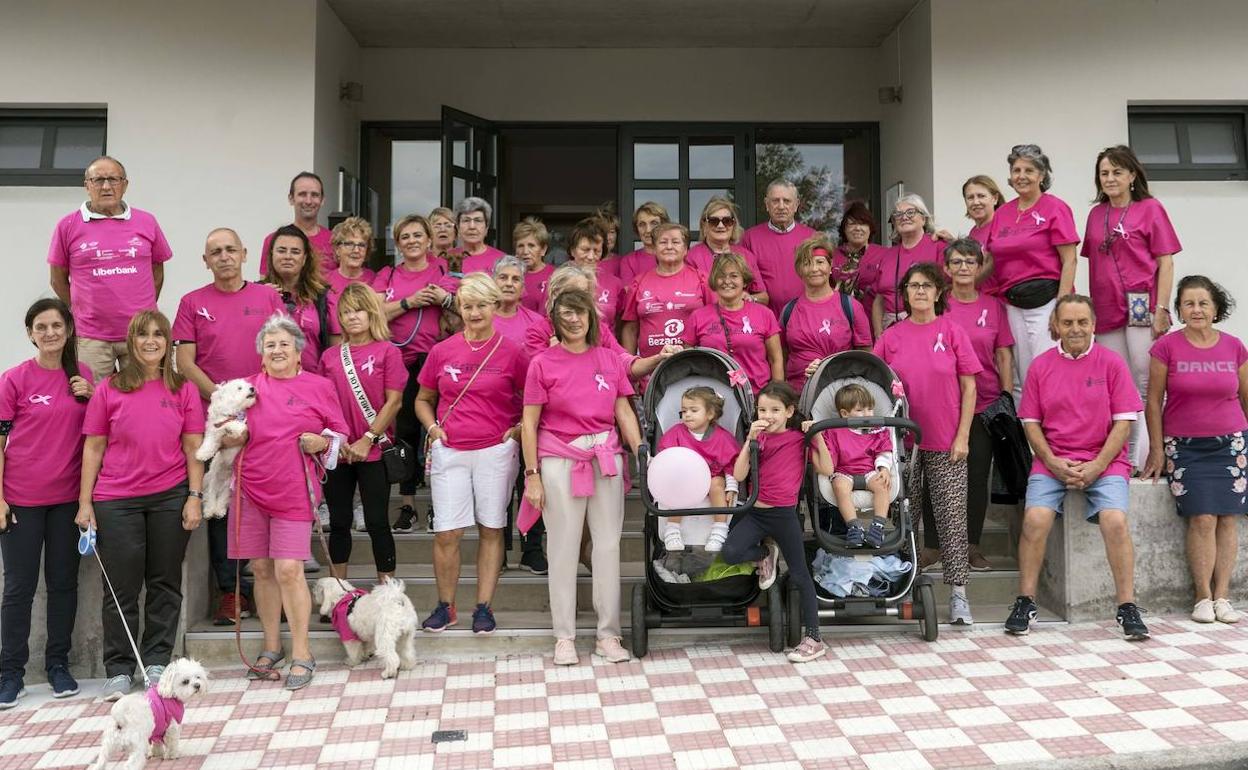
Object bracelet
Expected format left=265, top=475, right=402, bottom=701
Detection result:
left=524, top=468, right=540, bottom=477
left=441, top=293, right=454, bottom=309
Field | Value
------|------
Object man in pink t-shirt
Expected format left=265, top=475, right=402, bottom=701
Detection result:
left=257, top=172, right=336, bottom=278
left=48, top=156, right=172, bottom=381
left=740, top=179, right=817, bottom=316
left=1008, top=296, right=1148, bottom=641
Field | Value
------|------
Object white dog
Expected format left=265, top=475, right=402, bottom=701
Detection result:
left=92, top=658, right=210, bottom=769
left=313, top=577, right=418, bottom=678
left=195, top=379, right=257, bottom=519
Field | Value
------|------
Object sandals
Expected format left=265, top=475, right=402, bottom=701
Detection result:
left=246, top=650, right=285, bottom=682
left=284, top=657, right=317, bottom=691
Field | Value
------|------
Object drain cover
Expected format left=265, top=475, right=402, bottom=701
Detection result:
left=432, top=730, right=468, bottom=744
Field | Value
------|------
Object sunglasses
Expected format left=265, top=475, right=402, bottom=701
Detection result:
left=704, top=215, right=736, bottom=228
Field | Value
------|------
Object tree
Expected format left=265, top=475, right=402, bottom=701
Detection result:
left=755, top=144, right=851, bottom=235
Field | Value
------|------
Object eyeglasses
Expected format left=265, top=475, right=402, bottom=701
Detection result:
left=704, top=215, right=735, bottom=228
left=459, top=216, right=487, bottom=226
left=431, top=221, right=456, bottom=229
left=906, top=282, right=937, bottom=292
left=86, top=176, right=125, bottom=187
left=336, top=241, right=368, bottom=250
left=892, top=209, right=922, bottom=221
left=946, top=258, right=978, bottom=267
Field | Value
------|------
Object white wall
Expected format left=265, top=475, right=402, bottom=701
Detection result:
left=314, top=0, right=361, bottom=213
left=929, top=0, right=1248, bottom=338
left=877, top=0, right=933, bottom=208
left=0, top=0, right=318, bottom=370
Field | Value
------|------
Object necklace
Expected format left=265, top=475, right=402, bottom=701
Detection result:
left=1099, top=200, right=1131, bottom=254
left=464, top=331, right=496, bottom=352
left=1014, top=195, right=1040, bottom=224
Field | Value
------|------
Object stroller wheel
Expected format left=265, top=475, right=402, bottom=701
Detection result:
left=630, top=584, right=649, bottom=659
left=785, top=581, right=802, bottom=648
left=917, top=581, right=939, bottom=642
left=767, top=578, right=785, bottom=653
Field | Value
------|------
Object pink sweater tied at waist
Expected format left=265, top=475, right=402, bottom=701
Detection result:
left=518, top=430, right=627, bottom=534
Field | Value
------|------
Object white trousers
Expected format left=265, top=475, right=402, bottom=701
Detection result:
left=1098, top=326, right=1154, bottom=471
left=1006, top=299, right=1059, bottom=402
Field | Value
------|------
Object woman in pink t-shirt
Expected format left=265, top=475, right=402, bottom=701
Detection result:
left=1082, top=145, right=1182, bottom=472
left=617, top=201, right=670, bottom=289
left=78, top=310, right=205, bottom=700
left=429, top=207, right=458, bottom=265
left=522, top=289, right=641, bottom=667
left=0, top=299, right=94, bottom=701
left=688, top=252, right=783, bottom=393
left=831, top=201, right=888, bottom=311
left=873, top=194, right=944, bottom=337
left=261, top=225, right=330, bottom=375
left=324, top=217, right=378, bottom=340
left=453, top=197, right=507, bottom=275
left=415, top=274, right=529, bottom=635
left=873, top=263, right=982, bottom=627
left=781, top=236, right=872, bottom=391
left=514, top=217, right=554, bottom=314
left=687, top=196, right=769, bottom=306
left=595, top=205, right=623, bottom=280
left=492, top=256, right=544, bottom=346
left=568, top=219, right=626, bottom=329
left=1143, top=276, right=1248, bottom=624
left=620, top=223, right=713, bottom=361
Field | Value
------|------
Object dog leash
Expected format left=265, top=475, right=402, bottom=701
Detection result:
left=230, top=445, right=283, bottom=681
left=79, top=524, right=153, bottom=690
left=300, top=443, right=355, bottom=593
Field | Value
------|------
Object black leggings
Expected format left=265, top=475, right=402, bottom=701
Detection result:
left=324, top=460, right=395, bottom=573
left=721, top=505, right=820, bottom=641
left=395, top=353, right=428, bottom=495
left=922, top=414, right=992, bottom=549
left=0, top=501, right=79, bottom=678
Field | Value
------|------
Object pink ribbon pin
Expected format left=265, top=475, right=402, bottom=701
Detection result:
left=197, top=307, right=215, bottom=322
left=818, top=319, right=832, bottom=335
left=594, top=374, right=610, bottom=391
left=741, top=317, right=754, bottom=335
left=1031, top=212, right=1046, bottom=225
left=444, top=365, right=462, bottom=382
left=977, top=309, right=988, bottom=327
left=360, top=355, right=376, bottom=375
left=28, top=394, right=51, bottom=406
left=933, top=333, right=946, bottom=352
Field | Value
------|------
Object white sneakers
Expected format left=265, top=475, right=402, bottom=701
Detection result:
left=662, top=524, right=685, bottom=552
left=554, top=637, right=632, bottom=665
left=1193, top=598, right=1240, bottom=624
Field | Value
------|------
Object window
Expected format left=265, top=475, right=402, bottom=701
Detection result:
left=755, top=125, right=879, bottom=237
left=1128, top=107, right=1248, bottom=181
left=0, top=109, right=107, bottom=185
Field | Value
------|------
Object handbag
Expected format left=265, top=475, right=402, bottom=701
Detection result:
left=422, top=334, right=505, bottom=479
left=1003, top=278, right=1060, bottom=310
left=340, top=344, right=416, bottom=484
left=978, top=390, right=1032, bottom=497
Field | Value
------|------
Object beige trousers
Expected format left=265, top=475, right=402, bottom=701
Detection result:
left=77, top=337, right=129, bottom=381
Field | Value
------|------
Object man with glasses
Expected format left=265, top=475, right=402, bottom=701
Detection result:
left=48, top=156, right=173, bottom=380
left=741, top=179, right=816, bottom=316
left=256, top=171, right=336, bottom=278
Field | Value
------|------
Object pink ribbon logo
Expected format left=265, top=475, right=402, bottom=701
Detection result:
left=741, top=317, right=754, bottom=335
left=444, top=365, right=462, bottom=382
left=1031, top=212, right=1046, bottom=226
left=594, top=374, right=610, bottom=392
left=599, top=290, right=610, bottom=304
left=1112, top=222, right=1130, bottom=240
left=360, top=355, right=376, bottom=375
left=384, top=287, right=395, bottom=301
left=818, top=319, right=832, bottom=335
left=933, top=332, right=946, bottom=352
left=977, top=309, right=988, bottom=327
left=197, top=307, right=215, bottom=322
left=891, top=380, right=906, bottom=398
left=728, top=369, right=749, bottom=387
left=28, top=394, right=51, bottom=406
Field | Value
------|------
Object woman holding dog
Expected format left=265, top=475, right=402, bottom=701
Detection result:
left=77, top=310, right=205, bottom=702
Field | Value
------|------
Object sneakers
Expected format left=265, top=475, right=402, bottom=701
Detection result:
left=1193, top=598, right=1217, bottom=623
left=144, top=665, right=165, bottom=685
left=949, top=593, right=974, bottom=627
left=316, top=503, right=330, bottom=528
left=213, top=591, right=251, bottom=626
left=392, top=505, right=417, bottom=533
left=705, top=523, right=729, bottom=553
left=554, top=638, right=579, bottom=666
left=47, top=664, right=78, bottom=698
left=303, top=557, right=321, bottom=574
left=662, top=523, right=685, bottom=552
left=864, top=519, right=886, bottom=548
left=968, top=546, right=993, bottom=571
left=519, top=549, right=549, bottom=575
left=845, top=520, right=865, bottom=548
left=787, top=636, right=827, bottom=663
left=100, top=673, right=133, bottom=702
left=425, top=508, right=436, bottom=532
left=472, top=603, right=496, bottom=635
left=352, top=504, right=366, bottom=531
left=421, top=601, right=457, bottom=632
left=594, top=636, right=631, bottom=663
left=756, top=540, right=780, bottom=590
left=1215, top=598, right=1242, bottom=624
left=918, top=548, right=942, bottom=571
left=0, top=676, right=25, bottom=710
left=1116, top=602, right=1149, bottom=641
left=1004, top=595, right=1038, bottom=635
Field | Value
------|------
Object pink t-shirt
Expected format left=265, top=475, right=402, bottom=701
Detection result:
left=686, top=243, right=768, bottom=296
left=594, top=272, right=626, bottom=327
left=872, top=238, right=945, bottom=316
left=621, top=265, right=714, bottom=358
left=0, top=360, right=89, bottom=506
left=318, top=340, right=406, bottom=462
left=823, top=427, right=892, bottom=476
left=617, top=249, right=656, bottom=290
left=782, top=292, right=872, bottom=391
left=1150, top=331, right=1248, bottom=438
left=873, top=316, right=982, bottom=452
left=418, top=333, right=528, bottom=451
left=985, top=193, right=1080, bottom=293
left=325, top=268, right=377, bottom=335
left=494, top=305, right=545, bottom=347
left=755, top=428, right=806, bottom=507
left=598, top=255, right=621, bottom=280
left=280, top=297, right=323, bottom=375
left=459, top=245, right=508, bottom=275
left=522, top=264, right=555, bottom=314
left=1018, top=344, right=1142, bottom=480
left=740, top=222, right=817, bottom=316
left=968, top=222, right=991, bottom=245
left=523, top=316, right=635, bottom=373
left=524, top=344, right=634, bottom=441
left=372, top=261, right=460, bottom=364
left=47, top=206, right=173, bottom=341
left=657, top=422, right=740, bottom=478
left=239, top=371, right=348, bottom=520
left=832, top=243, right=888, bottom=311
left=944, top=293, right=1015, bottom=413
left=258, top=227, right=335, bottom=278
left=173, top=282, right=285, bottom=391
left=83, top=378, right=205, bottom=501
left=689, top=302, right=780, bottom=393
left=1080, top=198, right=1182, bottom=333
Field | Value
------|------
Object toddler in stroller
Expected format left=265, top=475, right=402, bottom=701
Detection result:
left=656, top=386, right=741, bottom=552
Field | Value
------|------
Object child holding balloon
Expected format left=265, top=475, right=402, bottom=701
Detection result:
left=722, top=381, right=835, bottom=663
left=655, top=386, right=740, bottom=552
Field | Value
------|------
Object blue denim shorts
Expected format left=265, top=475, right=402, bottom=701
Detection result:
left=1024, top=473, right=1129, bottom=522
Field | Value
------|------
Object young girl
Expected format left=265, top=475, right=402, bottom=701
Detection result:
left=656, top=387, right=741, bottom=552
left=723, top=382, right=834, bottom=663
left=820, top=384, right=894, bottom=548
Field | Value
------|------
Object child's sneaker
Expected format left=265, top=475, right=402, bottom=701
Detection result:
left=662, top=523, right=685, bottom=552
left=756, top=540, right=780, bottom=590
left=864, top=518, right=887, bottom=548
left=845, top=520, right=865, bottom=548
left=787, top=636, right=827, bottom=663
left=704, top=523, right=729, bottom=552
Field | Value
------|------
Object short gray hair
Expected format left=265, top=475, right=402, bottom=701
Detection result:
left=493, top=254, right=525, bottom=277
left=454, top=196, right=493, bottom=224
left=765, top=178, right=798, bottom=198
left=256, top=312, right=306, bottom=354
left=892, top=193, right=935, bottom=234
left=1007, top=144, right=1053, bottom=192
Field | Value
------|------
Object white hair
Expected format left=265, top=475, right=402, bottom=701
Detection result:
left=256, top=312, right=306, bottom=354
left=493, top=254, right=525, bottom=276
left=454, top=196, right=493, bottom=223
left=765, top=178, right=799, bottom=198
left=893, top=193, right=935, bottom=234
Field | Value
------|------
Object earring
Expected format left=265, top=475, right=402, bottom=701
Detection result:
left=1129, top=182, right=1135, bottom=192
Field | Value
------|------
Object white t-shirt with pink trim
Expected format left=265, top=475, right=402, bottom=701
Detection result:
left=1080, top=198, right=1182, bottom=333
left=621, top=265, right=714, bottom=358
left=524, top=344, right=634, bottom=442
left=0, top=359, right=90, bottom=506
left=418, top=333, right=529, bottom=451
left=1150, top=330, right=1248, bottom=438
left=944, top=293, right=1014, bottom=413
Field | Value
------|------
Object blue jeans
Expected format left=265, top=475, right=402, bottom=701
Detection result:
left=1025, top=473, right=1129, bottom=523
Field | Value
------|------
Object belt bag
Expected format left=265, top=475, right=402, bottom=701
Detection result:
left=340, top=344, right=416, bottom=484
left=1004, top=278, right=1059, bottom=310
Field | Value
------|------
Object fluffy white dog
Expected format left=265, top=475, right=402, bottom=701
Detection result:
left=195, top=379, right=257, bottom=519
left=92, top=658, right=210, bottom=769
left=313, top=577, right=418, bottom=678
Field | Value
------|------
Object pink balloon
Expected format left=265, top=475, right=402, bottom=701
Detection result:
left=648, top=446, right=712, bottom=510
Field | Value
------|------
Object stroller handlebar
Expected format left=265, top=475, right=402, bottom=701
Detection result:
left=637, top=440, right=760, bottom=517
left=803, top=416, right=922, bottom=445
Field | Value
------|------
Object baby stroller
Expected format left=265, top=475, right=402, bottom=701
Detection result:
left=634, top=347, right=783, bottom=657
left=789, top=350, right=938, bottom=644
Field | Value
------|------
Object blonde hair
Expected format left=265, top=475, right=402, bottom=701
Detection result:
left=708, top=251, right=754, bottom=293
left=632, top=201, right=671, bottom=229
left=456, top=272, right=502, bottom=307
left=512, top=216, right=550, bottom=248
left=651, top=222, right=690, bottom=248
left=545, top=263, right=596, bottom=314
left=332, top=216, right=373, bottom=252
left=393, top=214, right=432, bottom=243
left=699, top=196, right=744, bottom=244
left=794, top=234, right=836, bottom=276
left=336, top=283, right=390, bottom=342
left=112, top=310, right=183, bottom=394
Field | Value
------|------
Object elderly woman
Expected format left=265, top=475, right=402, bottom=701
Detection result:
left=1082, top=145, right=1181, bottom=472
left=493, top=255, right=544, bottom=345
left=985, top=144, right=1081, bottom=388
left=689, top=252, right=782, bottom=393
left=621, top=223, right=713, bottom=359
left=872, top=194, right=944, bottom=337
left=78, top=310, right=204, bottom=701
left=941, top=239, right=1015, bottom=571
left=429, top=207, right=458, bottom=265
left=415, top=274, right=529, bottom=634
left=319, top=285, right=404, bottom=582
left=455, top=197, right=506, bottom=275
left=874, top=263, right=981, bottom=626
left=831, top=201, right=887, bottom=310
left=374, top=214, right=459, bottom=533
left=568, top=218, right=626, bottom=327
left=0, top=299, right=93, bottom=707
left=782, top=235, right=872, bottom=391
left=325, top=216, right=377, bottom=341
left=262, top=225, right=330, bottom=374
left=594, top=205, right=623, bottom=279
left=1144, top=276, right=1247, bottom=624
left=515, top=217, right=554, bottom=314
left=522, top=289, right=641, bottom=665
left=230, top=314, right=348, bottom=689
left=617, top=201, right=671, bottom=288
left=687, top=196, right=769, bottom=306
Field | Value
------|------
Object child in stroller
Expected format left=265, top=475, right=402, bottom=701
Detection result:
left=656, top=386, right=740, bottom=552
left=821, top=383, right=896, bottom=549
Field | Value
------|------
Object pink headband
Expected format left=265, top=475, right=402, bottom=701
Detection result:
left=811, top=248, right=831, bottom=258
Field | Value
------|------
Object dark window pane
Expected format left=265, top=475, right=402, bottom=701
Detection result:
left=1189, top=121, right=1240, bottom=165
left=0, top=126, right=44, bottom=168
left=634, top=142, right=678, bottom=180
left=51, top=125, right=105, bottom=169
left=1131, top=121, right=1181, bottom=165
left=689, top=142, right=733, bottom=179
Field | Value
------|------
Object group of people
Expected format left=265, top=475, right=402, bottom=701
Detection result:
left=0, top=138, right=1243, bottom=705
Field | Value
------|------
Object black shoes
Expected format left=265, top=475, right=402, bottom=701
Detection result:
left=1117, top=602, right=1150, bottom=641
left=1004, top=595, right=1038, bottom=635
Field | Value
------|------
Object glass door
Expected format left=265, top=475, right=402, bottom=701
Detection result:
left=441, top=106, right=499, bottom=242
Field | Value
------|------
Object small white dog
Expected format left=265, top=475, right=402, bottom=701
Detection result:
left=92, top=658, right=210, bottom=769
left=312, top=577, right=418, bottom=678
left=195, top=379, right=257, bottom=519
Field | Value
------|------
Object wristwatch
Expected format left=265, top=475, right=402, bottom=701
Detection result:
left=187, top=490, right=204, bottom=500
left=399, top=298, right=411, bottom=311
left=524, top=468, right=540, bottom=477
left=365, top=431, right=381, bottom=445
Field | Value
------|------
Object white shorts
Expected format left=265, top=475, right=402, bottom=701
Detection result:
left=429, top=438, right=519, bottom=532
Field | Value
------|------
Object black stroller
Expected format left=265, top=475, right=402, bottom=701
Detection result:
left=633, top=347, right=784, bottom=657
left=788, top=350, right=939, bottom=644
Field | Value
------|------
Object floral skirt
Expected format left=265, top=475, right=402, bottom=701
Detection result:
left=1164, top=432, right=1248, bottom=516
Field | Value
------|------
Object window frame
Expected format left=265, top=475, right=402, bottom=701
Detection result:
left=1128, top=106, right=1248, bottom=181
left=0, top=108, right=108, bottom=186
